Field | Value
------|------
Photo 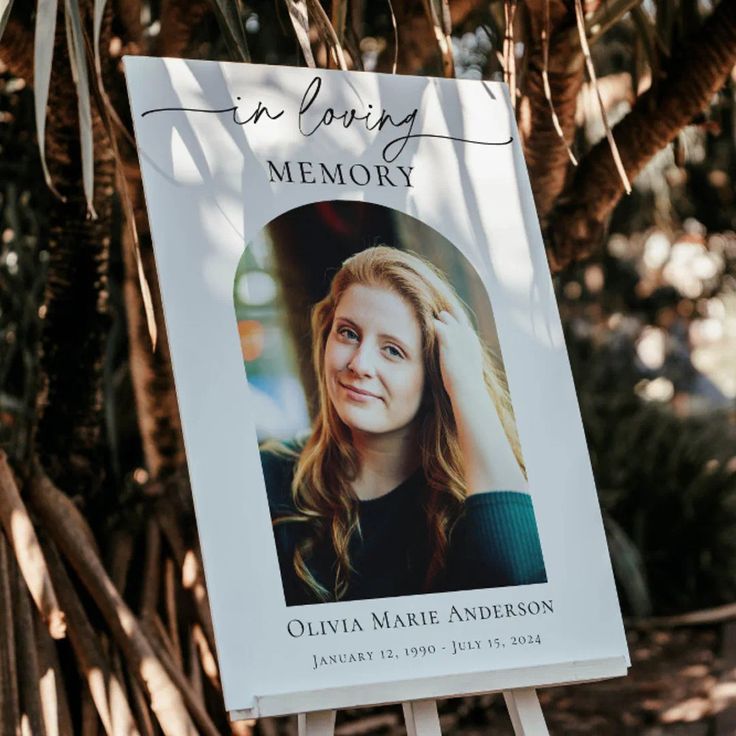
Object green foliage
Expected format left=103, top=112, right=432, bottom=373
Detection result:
left=564, top=273, right=736, bottom=615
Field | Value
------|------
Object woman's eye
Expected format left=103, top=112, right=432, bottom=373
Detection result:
left=338, top=326, right=359, bottom=341
left=383, top=344, right=404, bottom=359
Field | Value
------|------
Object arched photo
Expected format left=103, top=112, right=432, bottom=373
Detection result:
left=234, top=201, right=547, bottom=606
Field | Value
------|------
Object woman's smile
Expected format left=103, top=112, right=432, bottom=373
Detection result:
left=338, top=381, right=383, bottom=402
left=325, top=284, right=425, bottom=438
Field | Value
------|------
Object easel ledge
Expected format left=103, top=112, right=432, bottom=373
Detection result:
left=230, top=655, right=628, bottom=721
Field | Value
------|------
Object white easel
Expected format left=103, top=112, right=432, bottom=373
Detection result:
left=232, top=657, right=627, bottom=734
left=297, top=688, right=548, bottom=736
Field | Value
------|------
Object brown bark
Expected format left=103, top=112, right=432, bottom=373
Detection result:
left=41, top=537, right=139, bottom=736
left=126, top=672, right=156, bottom=736
left=547, top=0, right=736, bottom=269
left=113, top=0, right=144, bottom=51
left=519, top=0, right=585, bottom=221
left=156, top=505, right=216, bottom=652
left=140, top=519, right=161, bottom=615
left=156, top=0, right=212, bottom=58
left=163, top=557, right=182, bottom=668
left=115, top=0, right=217, bottom=488
left=187, top=627, right=204, bottom=701
left=0, top=537, right=21, bottom=735
left=35, top=1, right=115, bottom=501
left=140, top=618, right=221, bottom=736
left=120, top=167, right=186, bottom=481
left=0, top=18, right=34, bottom=81
left=14, top=568, right=51, bottom=736
left=33, top=613, right=74, bottom=736
left=191, top=623, right=219, bottom=690
left=28, top=472, right=198, bottom=736
left=0, top=452, right=66, bottom=639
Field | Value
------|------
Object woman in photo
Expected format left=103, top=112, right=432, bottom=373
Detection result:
left=262, top=245, right=546, bottom=605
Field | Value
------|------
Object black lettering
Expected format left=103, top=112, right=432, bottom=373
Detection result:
left=298, top=161, right=316, bottom=184
left=287, top=619, right=304, bottom=638
left=298, top=77, right=323, bottom=136
left=375, top=165, right=396, bottom=186
left=349, top=164, right=370, bottom=186
left=372, top=611, right=390, bottom=630
left=397, top=166, right=414, bottom=187
left=268, top=160, right=293, bottom=183
left=320, top=163, right=346, bottom=185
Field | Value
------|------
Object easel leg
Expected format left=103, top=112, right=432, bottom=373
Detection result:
left=297, top=710, right=336, bottom=736
left=402, top=700, right=441, bottom=736
left=503, top=689, right=549, bottom=735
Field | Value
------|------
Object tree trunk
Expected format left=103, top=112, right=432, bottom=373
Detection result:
left=35, top=3, right=115, bottom=502
left=519, top=0, right=585, bottom=221
left=119, top=167, right=186, bottom=483
left=546, top=0, right=736, bottom=269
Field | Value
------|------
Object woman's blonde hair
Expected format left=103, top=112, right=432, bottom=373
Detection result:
left=277, top=245, right=523, bottom=600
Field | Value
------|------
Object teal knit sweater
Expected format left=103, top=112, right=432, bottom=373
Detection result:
left=262, top=451, right=546, bottom=606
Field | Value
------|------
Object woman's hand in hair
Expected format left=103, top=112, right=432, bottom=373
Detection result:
left=433, top=308, right=485, bottom=404
left=434, top=308, right=527, bottom=495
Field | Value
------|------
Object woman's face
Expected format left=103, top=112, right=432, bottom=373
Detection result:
left=324, top=284, right=425, bottom=440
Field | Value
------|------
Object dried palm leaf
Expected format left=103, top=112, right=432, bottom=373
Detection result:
left=0, top=0, right=15, bottom=42
left=423, top=0, right=454, bottom=77
left=63, top=0, right=97, bottom=218
left=34, top=0, right=64, bottom=200
left=587, top=0, right=643, bottom=45
left=283, top=0, right=316, bottom=67
left=331, top=0, right=347, bottom=44
left=208, top=0, right=251, bottom=63
left=503, top=0, right=517, bottom=108
left=305, top=0, right=348, bottom=70
left=387, top=0, right=398, bottom=74
left=573, top=0, right=632, bottom=194
left=630, top=5, right=658, bottom=90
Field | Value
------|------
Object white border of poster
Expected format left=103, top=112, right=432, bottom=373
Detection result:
left=124, top=56, right=629, bottom=718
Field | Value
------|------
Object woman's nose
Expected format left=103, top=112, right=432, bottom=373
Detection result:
left=347, top=344, right=376, bottom=376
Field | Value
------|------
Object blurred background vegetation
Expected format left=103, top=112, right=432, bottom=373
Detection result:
left=1, top=0, right=736, bottom=733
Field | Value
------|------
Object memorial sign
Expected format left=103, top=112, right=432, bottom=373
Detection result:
left=124, top=57, right=629, bottom=720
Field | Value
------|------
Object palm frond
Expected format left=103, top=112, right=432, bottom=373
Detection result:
left=283, top=0, right=316, bottom=67
left=207, top=0, right=251, bottom=63
left=34, top=0, right=64, bottom=200
left=574, top=0, right=632, bottom=194
left=423, top=0, right=455, bottom=77
left=0, top=0, right=15, bottom=43
left=64, top=0, right=96, bottom=218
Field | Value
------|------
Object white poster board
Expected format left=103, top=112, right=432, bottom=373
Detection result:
left=124, top=56, right=629, bottom=719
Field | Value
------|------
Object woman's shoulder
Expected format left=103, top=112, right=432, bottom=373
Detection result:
left=259, top=442, right=301, bottom=515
